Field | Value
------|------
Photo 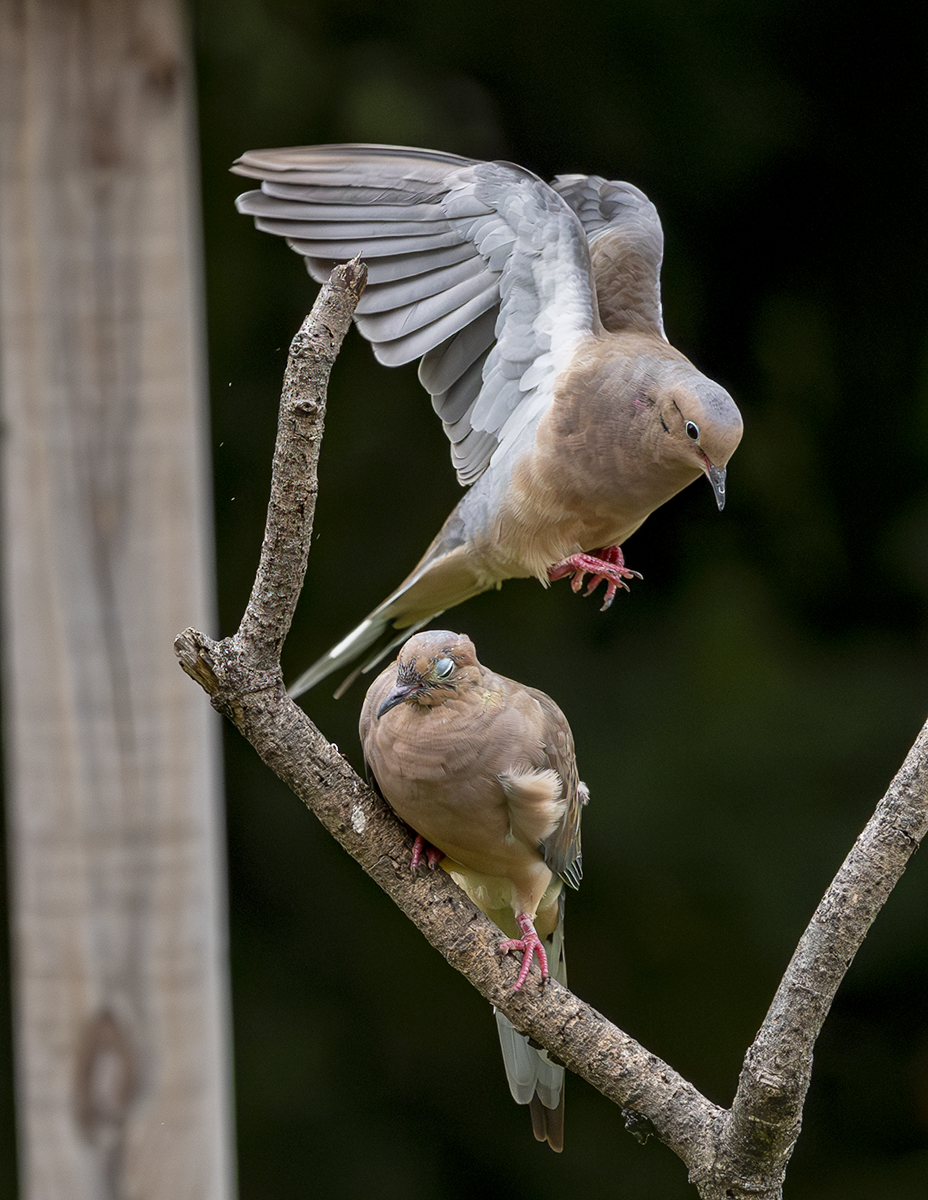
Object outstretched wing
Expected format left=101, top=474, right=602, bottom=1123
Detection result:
left=551, top=174, right=665, bottom=337
left=233, top=144, right=601, bottom=486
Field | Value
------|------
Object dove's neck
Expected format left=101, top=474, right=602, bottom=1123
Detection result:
left=467, top=337, right=702, bottom=579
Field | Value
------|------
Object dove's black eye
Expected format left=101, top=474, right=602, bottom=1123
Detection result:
left=433, top=656, right=455, bottom=679
left=685, top=421, right=700, bottom=442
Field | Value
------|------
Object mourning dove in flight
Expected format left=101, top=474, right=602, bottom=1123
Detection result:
left=359, top=630, right=586, bottom=1152
left=233, top=145, right=743, bottom=695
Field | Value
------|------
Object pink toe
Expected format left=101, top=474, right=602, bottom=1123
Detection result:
left=410, top=836, right=445, bottom=872
left=499, top=915, right=549, bottom=991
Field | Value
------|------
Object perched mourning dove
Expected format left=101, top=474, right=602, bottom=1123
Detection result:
left=359, top=630, right=586, bottom=1152
left=233, top=144, right=743, bottom=695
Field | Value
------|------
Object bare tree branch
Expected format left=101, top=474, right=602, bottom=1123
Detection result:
left=704, top=722, right=928, bottom=1194
left=176, top=261, right=928, bottom=1198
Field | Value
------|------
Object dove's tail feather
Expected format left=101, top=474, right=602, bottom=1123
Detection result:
left=494, top=904, right=567, bottom=1152
left=287, top=519, right=496, bottom=698
left=287, top=609, right=432, bottom=700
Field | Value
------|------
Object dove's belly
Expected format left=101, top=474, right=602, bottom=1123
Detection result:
left=368, top=717, right=557, bottom=918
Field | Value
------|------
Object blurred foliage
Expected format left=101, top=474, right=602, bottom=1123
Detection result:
left=3, top=0, right=928, bottom=1196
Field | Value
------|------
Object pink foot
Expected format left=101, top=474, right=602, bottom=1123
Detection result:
left=410, top=835, right=444, bottom=872
left=548, top=544, right=642, bottom=611
left=498, top=913, right=549, bottom=992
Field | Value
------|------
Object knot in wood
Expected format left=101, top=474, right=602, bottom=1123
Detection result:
left=74, top=1010, right=137, bottom=1145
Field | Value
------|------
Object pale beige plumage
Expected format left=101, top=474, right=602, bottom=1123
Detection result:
left=232, top=145, right=744, bottom=695
left=359, top=630, right=586, bottom=1152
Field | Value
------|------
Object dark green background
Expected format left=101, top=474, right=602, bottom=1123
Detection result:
left=4, top=1, right=928, bottom=1195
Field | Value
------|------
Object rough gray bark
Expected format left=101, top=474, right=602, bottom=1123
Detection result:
left=175, top=259, right=928, bottom=1199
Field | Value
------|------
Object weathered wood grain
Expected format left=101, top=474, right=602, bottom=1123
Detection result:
left=0, top=2, right=233, bottom=1196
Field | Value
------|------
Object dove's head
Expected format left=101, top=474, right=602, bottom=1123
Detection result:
left=377, top=630, right=479, bottom=717
left=655, top=366, right=743, bottom=511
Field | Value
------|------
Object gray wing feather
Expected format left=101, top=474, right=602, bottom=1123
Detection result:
left=366, top=286, right=499, bottom=368
left=422, top=306, right=497, bottom=398
left=551, top=173, right=662, bottom=245
left=355, top=256, right=484, bottom=314
left=267, top=225, right=465, bottom=254
left=529, top=690, right=586, bottom=890
left=431, top=354, right=489, bottom=426
left=234, top=144, right=600, bottom=485
left=347, top=242, right=475, bottom=284
left=353, top=273, right=495, bottom=341
left=452, top=427, right=498, bottom=484
left=551, top=173, right=665, bottom=336
left=241, top=193, right=455, bottom=225
left=540, top=777, right=585, bottom=892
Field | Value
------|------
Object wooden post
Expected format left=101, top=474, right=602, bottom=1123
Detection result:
left=0, top=2, right=234, bottom=1197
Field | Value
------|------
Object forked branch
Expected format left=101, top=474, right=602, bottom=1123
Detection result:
left=175, top=261, right=928, bottom=1198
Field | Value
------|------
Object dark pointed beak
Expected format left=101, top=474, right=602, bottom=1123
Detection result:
left=706, top=462, right=727, bottom=511
left=377, top=682, right=420, bottom=718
